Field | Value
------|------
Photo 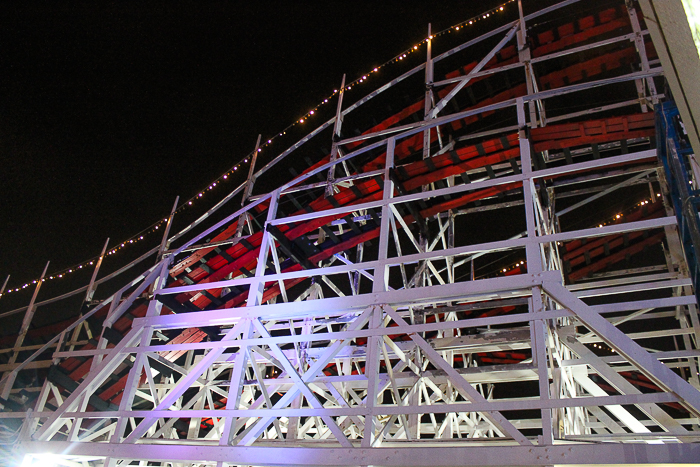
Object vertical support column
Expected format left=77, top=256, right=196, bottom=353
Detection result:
left=247, top=189, right=280, bottom=307
left=420, top=25, right=434, bottom=291
left=353, top=243, right=364, bottom=294
left=144, top=201, right=177, bottom=340
left=326, top=75, right=346, bottom=198
left=90, top=285, right=128, bottom=371
left=373, top=138, right=395, bottom=294
left=27, top=379, right=53, bottom=437
left=236, top=135, right=263, bottom=237
left=146, top=259, right=172, bottom=318
left=530, top=287, right=553, bottom=444
left=1, top=261, right=49, bottom=400
left=626, top=0, right=658, bottom=110
left=219, top=319, right=254, bottom=445
left=110, top=326, right=155, bottom=443
left=362, top=305, right=382, bottom=447
left=85, top=238, right=110, bottom=304
left=67, top=238, right=110, bottom=352
left=415, top=34, right=433, bottom=429
left=422, top=24, right=434, bottom=161
left=66, top=387, right=91, bottom=442
left=518, top=98, right=542, bottom=273
left=155, top=196, right=179, bottom=264
left=517, top=0, right=544, bottom=127
left=0, top=275, right=9, bottom=300
left=445, top=211, right=455, bottom=284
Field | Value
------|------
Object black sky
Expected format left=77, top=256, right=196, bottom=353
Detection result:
left=0, top=1, right=514, bottom=307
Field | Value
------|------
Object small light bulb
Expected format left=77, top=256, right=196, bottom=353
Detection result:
left=310, top=110, right=314, bottom=115
left=299, top=119, right=304, bottom=123
left=374, top=68, right=378, bottom=72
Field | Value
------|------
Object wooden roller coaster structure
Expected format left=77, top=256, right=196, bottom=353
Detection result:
left=4, top=0, right=700, bottom=465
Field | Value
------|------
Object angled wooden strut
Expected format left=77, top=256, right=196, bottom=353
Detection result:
left=542, top=278, right=700, bottom=418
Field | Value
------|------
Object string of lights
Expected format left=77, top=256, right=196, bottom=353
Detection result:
left=589, top=342, right=616, bottom=353
left=596, top=194, right=661, bottom=228
left=501, top=260, right=526, bottom=274
left=1, top=1, right=517, bottom=297
left=490, top=195, right=665, bottom=278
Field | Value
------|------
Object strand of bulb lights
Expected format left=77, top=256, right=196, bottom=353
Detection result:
left=491, top=194, right=665, bottom=278
left=590, top=342, right=616, bottom=353
left=595, top=194, right=661, bottom=229
left=501, top=260, right=526, bottom=275
left=1, top=2, right=515, bottom=297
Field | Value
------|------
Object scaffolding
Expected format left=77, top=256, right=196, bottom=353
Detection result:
left=4, top=0, right=700, bottom=465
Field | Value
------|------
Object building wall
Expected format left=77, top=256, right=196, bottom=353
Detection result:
left=639, top=0, right=700, bottom=157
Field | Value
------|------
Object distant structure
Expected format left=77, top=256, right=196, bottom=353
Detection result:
left=5, top=1, right=700, bottom=465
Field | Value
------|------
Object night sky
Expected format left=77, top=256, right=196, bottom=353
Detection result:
left=0, top=1, right=517, bottom=311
